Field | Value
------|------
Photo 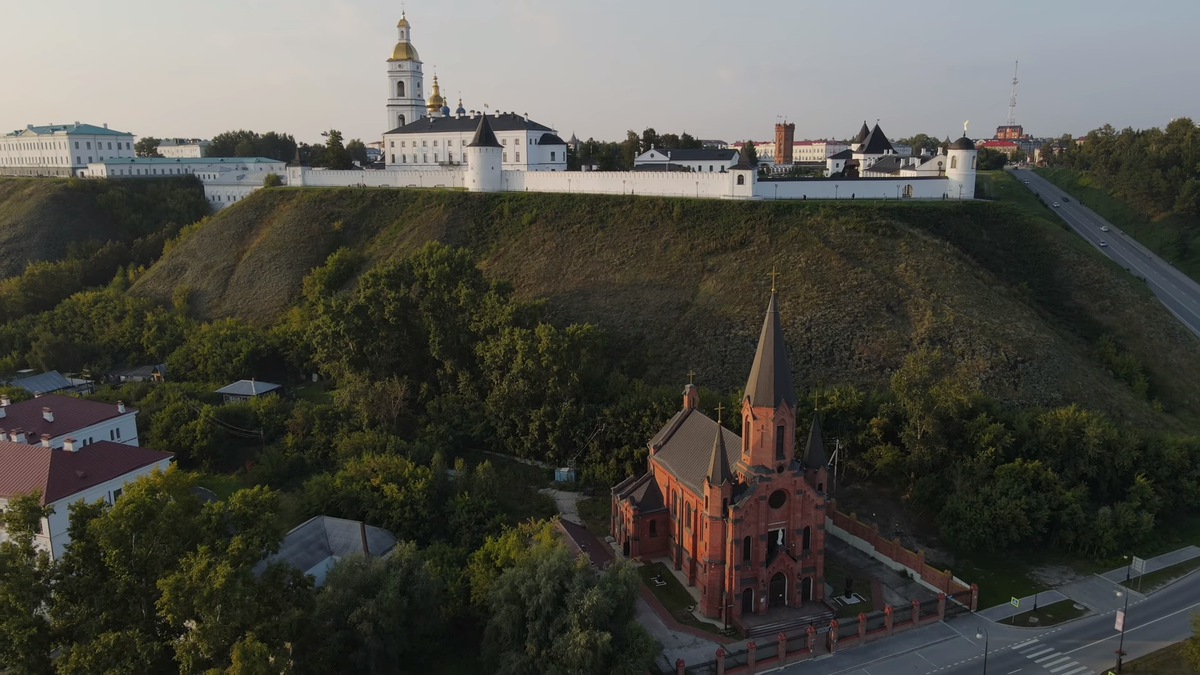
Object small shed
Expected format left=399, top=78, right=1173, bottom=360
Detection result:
left=9, top=370, right=92, bottom=396
left=255, top=516, right=397, bottom=586
left=215, top=379, right=281, bottom=403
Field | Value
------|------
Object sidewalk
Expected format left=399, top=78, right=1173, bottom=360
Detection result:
left=1098, top=545, right=1200, bottom=584
left=976, top=590, right=1067, bottom=622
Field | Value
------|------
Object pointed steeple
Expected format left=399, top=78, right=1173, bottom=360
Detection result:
left=706, top=425, right=732, bottom=486
left=802, top=410, right=826, bottom=469
left=744, top=291, right=798, bottom=410
left=855, top=121, right=870, bottom=144
left=468, top=113, right=501, bottom=148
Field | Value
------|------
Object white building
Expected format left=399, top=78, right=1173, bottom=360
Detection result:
left=791, top=140, right=849, bottom=163
left=0, top=393, right=140, bottom=448
left=83, top=156, right=284, bottom=179
left=385, top=12, right=427, bottom=131
left=157, top=139, right=211, bottom=158
left=633, top=147, right=740, bottom=173
left=1, top=122, right=134, bottom=177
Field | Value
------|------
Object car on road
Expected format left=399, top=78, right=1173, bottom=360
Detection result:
left=1101, top=226, right=1109, bottom=232
left=1063, top=197, right=1070, bottom=202
left=1024, top=180, right=1030, bottom=184
left=1100, top=241, right=1108, bottom=247
left=1053, top=202, right=1060, bottom=207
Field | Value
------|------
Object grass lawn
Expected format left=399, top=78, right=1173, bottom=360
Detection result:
left=822, top=560, right=876, bottom=619
left=637, top=562, right=723, bottom=636
left=459, top=450, right=557, bottom=525
left=957, top=555, right=1046, bottom=611
left=190, top=472, right=242, bottom=501
left=1121, top=555, right=1200, bottom=592
left=1005, top=599, right=1089, bottom=628
left=576, top=496, right=611, bottom=538
left=1121, top=641, right=1198, bottom=674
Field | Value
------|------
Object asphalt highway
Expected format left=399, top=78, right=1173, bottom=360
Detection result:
left=787, top=570, right=1200, bottom=675
left=1015, top=168, right=1200, bottom=337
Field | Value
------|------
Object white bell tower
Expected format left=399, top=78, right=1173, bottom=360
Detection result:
left=386, top=12, right=425, bottom=131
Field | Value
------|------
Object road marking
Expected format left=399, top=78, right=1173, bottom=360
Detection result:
left=1008, top=670, right=1022, bottom=674
left=1035, top=652, right=1062, bottom=663
left=1049, top=662, right=1079, bottom=673
left=1043, top=657, right=1071, bottom=668
left=915, top=652, right=938, bottom=667
left=1060, top=667, right=1089, bottom=675
left=1026, top=647, right=1055, bottom=658
left=1019, top=644, right=1045, bottom=654
left=1063, top=599, right=1200, bottom=655
left=1012, top=639, right=1039, bottom=650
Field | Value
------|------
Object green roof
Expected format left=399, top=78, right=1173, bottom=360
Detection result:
left=94, top=157, right=282, bottom=165
left=7, top=123, right=133, bottom=137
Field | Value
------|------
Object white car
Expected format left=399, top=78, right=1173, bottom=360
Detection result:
left=1053, top=202, right=1060, bottom=207
left=1099, top=241, right=1108, bottom=247
left=1101, top=226, right=1109, bottom=232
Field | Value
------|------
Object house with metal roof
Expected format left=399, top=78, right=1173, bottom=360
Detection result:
left=612, top=290, right=833, bottom=630
left=633, top=147, right=741, bottom=173
left=0, top=393, right=139, bottom=449
left=1, top=122, right=135, bottom=177
left=255, top=516, right=398, bottom=586
left=8, top=370, right=93, bottom=396
left=0, top=438, right=172, bottom=559
left=215, top=379, right=282, bottom=403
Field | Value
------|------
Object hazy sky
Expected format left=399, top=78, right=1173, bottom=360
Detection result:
left=3, top=0, right=1197, bottom=145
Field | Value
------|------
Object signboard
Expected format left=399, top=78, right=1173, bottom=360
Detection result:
left=1010, top=597, right=1020, bottom=608
left=1131, top=557, right=1147, bottom=575
left=1115, top=610, right=1125, bottom=632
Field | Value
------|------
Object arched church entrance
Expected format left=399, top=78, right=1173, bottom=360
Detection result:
left=769, top=572, right=786, bottom=608
left=741, top=588, right=753, bottom=614
left=800, top=576, right=813, bottom=602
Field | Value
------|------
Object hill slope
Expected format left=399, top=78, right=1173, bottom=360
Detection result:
left=131, top=181, right=1200, bottom=423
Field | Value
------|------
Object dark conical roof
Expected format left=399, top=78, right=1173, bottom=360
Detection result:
left=705, top=424, right=733, bottom=487
left=468, top=114, right=502, bottom=148
left=745, top=292, right=797, bottom=410
left=802, top=410, right=826, bottom=469
left=286, top=147, right=306, bottom=167
left=858, top=124, right=895, bottom=155
left=855, top=122, right=871, bottom=144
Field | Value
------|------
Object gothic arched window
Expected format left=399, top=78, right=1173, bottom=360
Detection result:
left=950, top=156, right=958, bottom=169
left=737, top=175, right=745, bottom=185
left=742, top=536, right=752, bottom=562
left=649, top=520, right=657, bottom=537
left=397, top=81, right=405, bottom=98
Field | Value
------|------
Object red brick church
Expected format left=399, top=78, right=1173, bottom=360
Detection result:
left=612, top=291, right=829, bottom=625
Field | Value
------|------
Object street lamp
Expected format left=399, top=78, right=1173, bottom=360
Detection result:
left=1124, top=555, right=1132, bottom=582
left=1115, top=589, right=1130, bottom=673
left=975, top=626, right=989, bottom=674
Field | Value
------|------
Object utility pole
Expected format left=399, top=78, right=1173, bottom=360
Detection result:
left=1007, top=61, right=1020, bottom=127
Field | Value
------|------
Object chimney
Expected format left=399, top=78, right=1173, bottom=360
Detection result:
left=117, top=400, right=126, bottom=414
left=103, top=123, right=108, bottom=129
left=11, top=429, right=26, bottom=444
left=43, top=407, right=53, bottom=423
left=63, top=437, right=76, bottom=452
left=34, top=391, right=42, bottom=398
left=41, top=434, right=51, bottom=448
left=1, top=395, right=10, bottom=407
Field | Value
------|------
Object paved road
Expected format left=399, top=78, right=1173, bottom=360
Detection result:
left=782, top=570, right=1200, bottom=675
left=1015, top=168, right=1200, bottom=337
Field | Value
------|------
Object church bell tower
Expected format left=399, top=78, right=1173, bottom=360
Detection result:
left=386, top=12, right=426, bottom=131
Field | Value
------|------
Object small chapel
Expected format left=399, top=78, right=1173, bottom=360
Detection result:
left=612, top=289, right=830, bottom=626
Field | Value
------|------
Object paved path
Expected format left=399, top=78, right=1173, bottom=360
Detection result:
left=539, top=487, right=582, bottom=525
left=977, top=590, right=1068, bottom=622
left=1016, top=168, right=1200, bottom=337
left=1098, top=545, right=1200, bottom=583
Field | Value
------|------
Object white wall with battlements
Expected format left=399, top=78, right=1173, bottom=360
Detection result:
left=759, top=177, right=957, bottom=201
left=505, top=169, right=742, bottom=199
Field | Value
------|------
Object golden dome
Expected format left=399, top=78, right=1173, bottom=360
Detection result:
left=396, top=14, right=410, bottom=28
left=388, top=42, right=420, bottom=62
left=426, top=75, right=445, bottom=111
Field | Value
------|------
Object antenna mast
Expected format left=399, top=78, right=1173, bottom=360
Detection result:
left=1006, top=60, right=1019, bottom=126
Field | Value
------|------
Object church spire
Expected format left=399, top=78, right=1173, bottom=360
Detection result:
left=744, top=290, right=797, bottom=410
left=802, top=409, right=826, bottom=469
left=705, top=424, right=732, bottom=487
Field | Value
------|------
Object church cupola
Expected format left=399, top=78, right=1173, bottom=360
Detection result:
left=426, top=75, right=446, bottom=117
left=739, top=282, right=798, bottom=473
left=385, top=11, right=425, bottom=131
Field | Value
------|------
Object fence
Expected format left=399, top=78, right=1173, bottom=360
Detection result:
left=920, top=598, right=941, bottom=620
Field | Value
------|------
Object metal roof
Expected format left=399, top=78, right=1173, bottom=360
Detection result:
left=6, top=123, right=133, bottom=138
left=10, top=371, right=73, bottom=395
left=386, top=111, right=552, bottom=136
left=215, top=380, right=281, bottom=397
left=0, top=394, right=134, bottom=440
left=705, top=424, right=734, bottom=486
left=468, top=114, right=502, bottom=148
left=256, top=516, right=397, bottom=581
left=857, top=124, right=895, bottom=155
left=650, top=408, right=742, bottom=495
left=744, top=292, right=798, bottom=410
left=93, top=157, right=282, bottom=165
left=802, top=411, right=826, bottom=469
left=0, top=440, right=172, bottom=504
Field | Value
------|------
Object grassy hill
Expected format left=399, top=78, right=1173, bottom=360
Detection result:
left=131, top=175, right=1200, bottom=424
left=0, top=176, right=210, bottom=279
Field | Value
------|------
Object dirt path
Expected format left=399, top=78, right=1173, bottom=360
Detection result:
left=540, top=487, right=582, bottom=525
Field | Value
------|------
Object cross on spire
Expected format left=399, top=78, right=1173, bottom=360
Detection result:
left=688, top=370, right=695, bottom=385
left=769, top=267, right=780, bottom=293
left=714, top=403, right=725, bottom=424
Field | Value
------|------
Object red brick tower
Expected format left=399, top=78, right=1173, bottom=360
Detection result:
left=701, top=423, right=733, bottom=617
left=738, top=289, right=798, bottom=475
left=774, top=122, right=796, bottom=165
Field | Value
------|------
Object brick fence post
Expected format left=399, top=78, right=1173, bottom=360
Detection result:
left=828, top=620, right=839, bottom=653
left=971, top=584, right=979, bottom=612
left=806, top=624, right=816, bottom=654
left=716, top=648, right=726, bottom=675
left=911, top=599, right=920, bottom=626
left=747, top=641, right=757, bottom=671
left=938, top=592, right=946, bottom=620
left=884, top=605, right=894, bottom=636
left=777, top=632, right=787, bottom=659
left=676, top=658, right=685, bottom=675
left=858, top=612, right=867, bottom=640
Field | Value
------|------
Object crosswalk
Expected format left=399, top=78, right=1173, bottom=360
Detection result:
left=1010, top=639, right=1094, bottom=675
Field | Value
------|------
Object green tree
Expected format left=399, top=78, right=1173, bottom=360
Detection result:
left=0, top=492, right=54, bottom=675
left=263, top=172, right=283, bottom=188
left=323, top=130, right=353, bottom=170
left=345, top=139, right=369, bottom=165
left=1184, top=611, right=1200, bottom=671
left=620, top=130, right=640, bottom=169
left=483, top=546, right=659, bottom=675
left=742, top=140, right=758, bottom=165
left=135, top=136, right=163, bottom=158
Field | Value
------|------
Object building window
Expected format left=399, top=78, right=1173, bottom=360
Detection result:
left=433, top=140, right=438, bottom=147
left=742, top=536, right=752, bottom=562
left=649, top=520, right=657, bottom=537
left=515, top=152, right=520, bottom=162
left=951, top=156, right=958, bottom=169
left=74, top=142, right=79, bottom=149
left=743, top=418, right=750, bottom=454
left=107, top=142, right=112, bottom=150
left=422, top=140, right=427, bottom=147
left=434, top=153, right=438, bottom=162
left=802, top=526, right=812, bottom=551
left=971, top=156, right=976, bottom=169
left=551, top=151, right=556, bottom=161
left=111, top=488, right=122, bottom=503
left=116, top=427, right=121, bottom=439
left=503, top=139, right=507, bottom=145
left=86, top=142, right=91, bottom=149
left=737, top=175, right=745, bottom=185
left=391, top=154, right=395, bottom=163
left=397, top=81, right=405, bottom=97
left=110, top=430, right=115, bottom=440
left=503, top=153, right=507, bottom=162
left=422, top=154, right=427, bottom=163
left=448, top=153, right=453, bottom=162
left=775, top=425, right=785, bottom=460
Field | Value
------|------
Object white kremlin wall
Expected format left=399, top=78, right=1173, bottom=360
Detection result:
left=507, top=169, right=741, bottom=199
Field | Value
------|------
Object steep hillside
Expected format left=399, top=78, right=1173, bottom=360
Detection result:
left=132, top=182, right=1200, bottom=423
left=0, top=177, right=210, bottom=278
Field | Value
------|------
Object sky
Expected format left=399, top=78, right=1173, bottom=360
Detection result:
left=3, top=0, right=1197, bottom=146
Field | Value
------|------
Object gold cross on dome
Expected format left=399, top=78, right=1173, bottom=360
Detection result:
left=769, top=267, right=780, bottom=293
left=687, top=370, right=695, bottom=385
left=714, top=403, right=725, bottom=424
left=964, top=120, right=969, bottom=134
